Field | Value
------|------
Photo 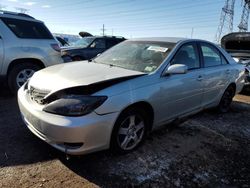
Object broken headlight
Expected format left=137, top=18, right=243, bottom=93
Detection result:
left=43, top=95, right=107, bottom=116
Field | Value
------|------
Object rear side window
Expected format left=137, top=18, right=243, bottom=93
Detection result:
left=1, top=18, right=53, bottom=39
left=201, top=43, right=227, bottom=67
left=106, top=39, right=119, bottom=48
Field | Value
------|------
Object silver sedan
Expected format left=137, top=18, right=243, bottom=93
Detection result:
left=18, top=38, right=245, bottom=155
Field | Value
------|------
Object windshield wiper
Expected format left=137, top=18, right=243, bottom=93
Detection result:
left=108, top=63, right=125, bottom=69
left=89, top=59, right=98, bottom=63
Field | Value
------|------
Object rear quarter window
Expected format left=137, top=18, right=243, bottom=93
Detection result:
left=1, top=17, right=54, bottom=39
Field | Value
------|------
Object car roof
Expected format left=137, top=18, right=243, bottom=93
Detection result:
left=130, top=37, right=188, bottom=43
left=84, top=36, right=125, bottom=40
left=129, top=37, right=217, bottom=47
left=0, top=10, right=42, bottom=23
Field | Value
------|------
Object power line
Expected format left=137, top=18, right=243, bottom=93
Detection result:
left=45, top=14, right=218, bottom=28
left=38, top=0, right=223, bottom=20
left=44, top=2, right=221, bottom=26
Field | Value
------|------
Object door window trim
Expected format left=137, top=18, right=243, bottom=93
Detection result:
left=169, top=42, right=201, bottom=71
left=198, top=42, right=229, bottom=68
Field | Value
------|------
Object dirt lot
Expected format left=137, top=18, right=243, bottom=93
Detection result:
left=0, top=87, right=250, bottom=188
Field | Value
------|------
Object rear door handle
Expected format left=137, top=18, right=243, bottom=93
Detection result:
left=226, top=69, right=231, bottom=74
left=197, top=75, right=203, bottom=81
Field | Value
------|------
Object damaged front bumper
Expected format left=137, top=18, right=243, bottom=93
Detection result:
left=17, top=86, right=119, bottom=155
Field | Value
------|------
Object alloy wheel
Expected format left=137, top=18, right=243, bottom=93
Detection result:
left=16, top=69, right=35, bottom=88
left=219, top=86, right=235, bottom=112
left=117, top=114, right=145, bottom=151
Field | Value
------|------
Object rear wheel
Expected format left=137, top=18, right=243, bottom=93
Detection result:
left=111, top=107, right=149, bottom=153
left=8, top=63, right=41, bottom=94
left=218, top=85, right=235, bottom=113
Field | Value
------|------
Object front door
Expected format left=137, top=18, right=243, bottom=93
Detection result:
left=154, top=43, right=204, bottom=124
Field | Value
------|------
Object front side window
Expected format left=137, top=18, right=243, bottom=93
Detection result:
left=95, top=40, right=175, bottom=73
left=1, top=18, right=53, bottom=39
left=171, top=43, right=200, bottom=70
left=90, top=39, right=106, bottom=49
left=201, top=44, right=224, bottom=67
left=73, top=37, right=94, bottom=48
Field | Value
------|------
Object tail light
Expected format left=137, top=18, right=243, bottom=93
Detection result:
left=50, top=43, right=61, bottom=52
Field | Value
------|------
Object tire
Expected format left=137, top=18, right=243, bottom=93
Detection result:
left=73, top=56, right=84, bottom=61
left=218, top=85, right=235, bottom=113
left=110, top=107, right=150, bottom=154
left=8, top=63, right=41, bottom=94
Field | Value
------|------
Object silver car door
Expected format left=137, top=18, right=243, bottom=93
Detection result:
left=154, top=43, right=204, bottom=125
left=199, top=42, right=230, bottom=107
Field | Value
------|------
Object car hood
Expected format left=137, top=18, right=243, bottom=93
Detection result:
left=29, top=61, right=145, bottom=92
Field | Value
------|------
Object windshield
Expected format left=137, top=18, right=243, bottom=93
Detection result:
left=72, top=37, right=94, bottom=48
left=94, top=40, right=175, bottom=73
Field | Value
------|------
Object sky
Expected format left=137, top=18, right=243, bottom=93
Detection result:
left=0, top=0, right=247, bottom=41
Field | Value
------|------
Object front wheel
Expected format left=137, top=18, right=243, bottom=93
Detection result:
left=218, top=85, right=235, bottom=113
left=8, top=63, right=41, bottom=94
left=72, top=56, right=85, bottom=61
left=111, top=108, right=149, bottom=153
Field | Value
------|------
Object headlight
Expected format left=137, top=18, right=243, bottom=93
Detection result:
left=61, top=51, right=69, bottom=56
left=43, top=95, right=107, bottom=116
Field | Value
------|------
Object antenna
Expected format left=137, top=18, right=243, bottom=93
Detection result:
left=215, top=0, right=236, bottom=43
left=238, top=0, right=250, bottom=32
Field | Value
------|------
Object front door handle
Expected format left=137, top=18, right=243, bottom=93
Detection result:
left=197, top=75, right=203, bottom=81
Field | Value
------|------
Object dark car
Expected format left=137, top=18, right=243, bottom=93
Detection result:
left=61, top=36, right=126, bottom=62
left=55, top=36, right=69, bottom=47
left=221, top=32, right=250, bottom=86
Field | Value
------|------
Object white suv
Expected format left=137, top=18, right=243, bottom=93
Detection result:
left=0, top=11, right=63, bottom=93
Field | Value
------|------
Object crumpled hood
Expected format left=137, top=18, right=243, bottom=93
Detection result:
left=29, top=61, right=144, bottom=92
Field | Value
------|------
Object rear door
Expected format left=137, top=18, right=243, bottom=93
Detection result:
left=106, top=38, right=119, bottom=49
left=199, top=42, right=230, bottom=107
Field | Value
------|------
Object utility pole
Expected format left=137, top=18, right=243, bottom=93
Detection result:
left=101, top=24, right=106, bottom=36
left=191, top=27, right=194, bottom=38
left=215, top=0, right=235, bottom=43
left=238, top=0, right=250, bottom=32
left=15, top=7, right=29, bottom=14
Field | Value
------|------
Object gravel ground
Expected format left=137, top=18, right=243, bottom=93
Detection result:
left=0, top=87, right=250, bottom=188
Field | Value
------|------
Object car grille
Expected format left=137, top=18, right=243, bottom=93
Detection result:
left=28, top=86, right=50, bottom=104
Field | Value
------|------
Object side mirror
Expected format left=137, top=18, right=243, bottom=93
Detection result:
left=90, top=43, right=96, bottom=48
left=163, top=64, right=188, bottom=76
